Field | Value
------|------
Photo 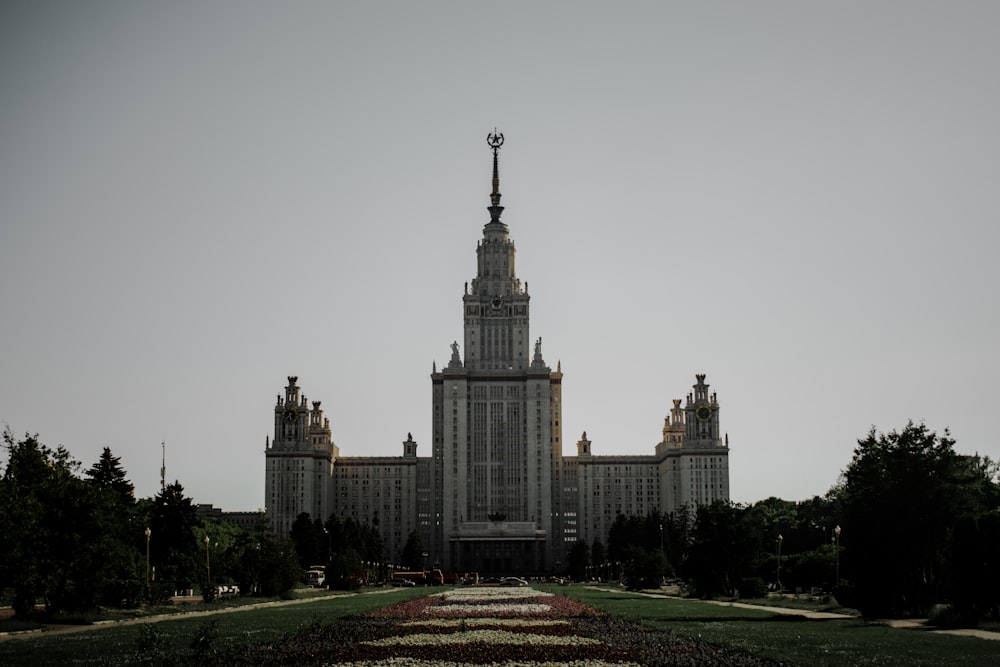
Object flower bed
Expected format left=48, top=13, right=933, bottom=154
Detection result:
left=222, top=586, right=781, bottom=666
left=367, top=588, right=602, bottom=620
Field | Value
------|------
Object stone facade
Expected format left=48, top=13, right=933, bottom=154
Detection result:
left=264, top=136, right=730, bottom=573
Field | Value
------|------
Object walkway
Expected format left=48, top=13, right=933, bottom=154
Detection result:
left=584, top=586, right=1000, bottom=641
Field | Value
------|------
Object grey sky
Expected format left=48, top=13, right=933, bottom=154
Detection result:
left=2, top=2, right=997, bottom=512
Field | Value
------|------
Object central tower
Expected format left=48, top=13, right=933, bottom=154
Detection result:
left=431, top=133, right=564, bottom=574
left=463, top=132, right=531, bottom=371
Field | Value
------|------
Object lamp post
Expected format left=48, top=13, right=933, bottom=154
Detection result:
left=144, top=527, right=151, bottom=596
left=204, top=535, right=211, bottom=585
left=776, top=534, right=784, bottom=592
left=834, top=525, right=842, bottom=583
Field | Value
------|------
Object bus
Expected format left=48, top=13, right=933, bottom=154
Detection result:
left=304, top=567, right=326, bottom=588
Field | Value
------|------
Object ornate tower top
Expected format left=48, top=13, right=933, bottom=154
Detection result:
left=487, top=130, right=504, bottom=224
left=462, top=131, right=529, bottom=371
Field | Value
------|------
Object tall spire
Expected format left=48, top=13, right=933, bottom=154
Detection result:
left=487, top=129, right=504, bottom=223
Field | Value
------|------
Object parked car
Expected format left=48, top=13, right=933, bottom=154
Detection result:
left=390, top=578, right=416, bottom=587
left=500, top=577, right=528, bottom=587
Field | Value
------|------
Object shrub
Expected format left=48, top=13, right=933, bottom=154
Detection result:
left=189, top=619, right=220, bottom=662
left=737, top=577, right=768, bottom=599
left=831, top=580, right=856, bottom=609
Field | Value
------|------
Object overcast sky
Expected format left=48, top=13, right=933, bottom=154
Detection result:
left=2, top=2, right=997, bottom=512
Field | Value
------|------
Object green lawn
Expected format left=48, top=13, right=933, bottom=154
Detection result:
left=0, top=587, right=428, bottom=666
left=5, top=585, right=998, bottom=666
left=548, top=585, right=1000, bottom=667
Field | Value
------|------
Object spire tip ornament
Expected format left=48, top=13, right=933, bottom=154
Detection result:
left=487, top=129, right=505, bottom=222
left=487, top=129, right=504, bottom=153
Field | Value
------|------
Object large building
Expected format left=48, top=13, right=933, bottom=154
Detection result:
left=264, top=134, right=730, bottom=574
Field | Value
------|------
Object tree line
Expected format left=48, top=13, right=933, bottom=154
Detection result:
left=566, top=422, right=1000, bottom=623
left=4, top=421, right=997, bottom=623
left=0, top=430, right=377, bottom=619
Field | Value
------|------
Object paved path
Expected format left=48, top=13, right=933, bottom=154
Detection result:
left=584, top=586, right=1000, bottom=641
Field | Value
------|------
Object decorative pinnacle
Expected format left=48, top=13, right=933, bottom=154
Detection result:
left=487, top=129, right=505, bottom=222
left=487, top=129, right=504, bottom=153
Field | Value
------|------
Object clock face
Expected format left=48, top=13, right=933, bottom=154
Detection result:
left=284, top=409, right=296, bottom=423
left=695, top=405, right=712, bottom=422
left=490, top=296, right=504, bottom=310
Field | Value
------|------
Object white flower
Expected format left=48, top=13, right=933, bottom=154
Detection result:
left=400, top=618, right=570, bottom=628
left=427, top=603, right=553, bottom=614
left=328, top=661, right=640, bottom=667
left=443, top=587, right=553, bottom=601
left=362, top=629, right=602, bottom=647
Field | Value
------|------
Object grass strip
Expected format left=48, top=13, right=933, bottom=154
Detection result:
left=0, top=587, right=429, bottom=666
left=547, top=585, right=1000, bottom=667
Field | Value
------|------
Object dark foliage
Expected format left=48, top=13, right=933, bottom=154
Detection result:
left=326, top=547, right=364, bottom=590
left=738, top=576, right=769, bottom=599
left=289, top=512, right=319, bottom=568
left=0, top=431, right=126, bottom=616
left=566, top=538, right=589, bottom=581
left=150, top=482, right=201, bottom=594
left=400, top=528, right=425, bottom=571
left=950, top=510, right=1000, bottom=623
left=840, top=422, right=998, bottom=618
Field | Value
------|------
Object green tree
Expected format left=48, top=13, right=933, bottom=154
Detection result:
left=85, top=447, right=135, bottom=506
left=663, top=507, right=692, bottom=575
left=150, top=481, right=200, bottom=595
left=327, top=547, right=364, bottom=590
left=590, top=537, right=606, bottom=573
left=255, top=534, right=301, bottom=596
left=951, top=511, right=1000, bottom=623
left=400, top=529, right=425, bottom=571
left=685, top=500, right=757, bottom=597
left=566, top=539, right=589, bottom=581
left=289, top=512, right=319, bottom=568
left=339, top=516, right=383, bottom=562
left=840, top=422, right=996, bottom=617
left=622, top=544, right=668, bottom=590
left=0, top=431, right=120, bottom=616
left=84, top=447, right=143, bottom=607
left=606, top=510, right=672, bottom=589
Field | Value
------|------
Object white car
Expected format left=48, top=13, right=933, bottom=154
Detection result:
left=500, top=577, right=528, bottom=587
left=390, top=578, right=416, bottom=587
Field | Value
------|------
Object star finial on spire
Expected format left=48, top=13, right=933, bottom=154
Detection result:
left=487, top=129, right=505, bottom=222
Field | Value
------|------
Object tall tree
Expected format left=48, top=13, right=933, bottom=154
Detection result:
left=400, top=529, right=425, bottom=571
left=0, top=430, right=117, bottom=616
left=840, top=422, right=996, bottom=617
left=85, top=447, right=135, bottom=506
left=566, top=539, right=589, bottom=581
left=289, top=512, right=318, bottom=568
left=590, top=538, right=606, bottom=571
left=84, top=447, right=143, bottom=607
left=684, top=500, right=757, bottom=597
left=150, top=481, right=200, bottom=593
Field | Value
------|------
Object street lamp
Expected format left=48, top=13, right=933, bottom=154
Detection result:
left=144, top=527, right=151, bottom=596
left=834, top=525, right=842, bottom=583
left=204, top=535, right=211, bottom=585
left=776, top=534, right=784, bottom=592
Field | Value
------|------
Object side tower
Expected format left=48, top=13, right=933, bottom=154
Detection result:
left=264, top=376, right=337, bottom=537
left=431, top=133, right=563, bottom=573
left=669, top=374, right=729, bottom=509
